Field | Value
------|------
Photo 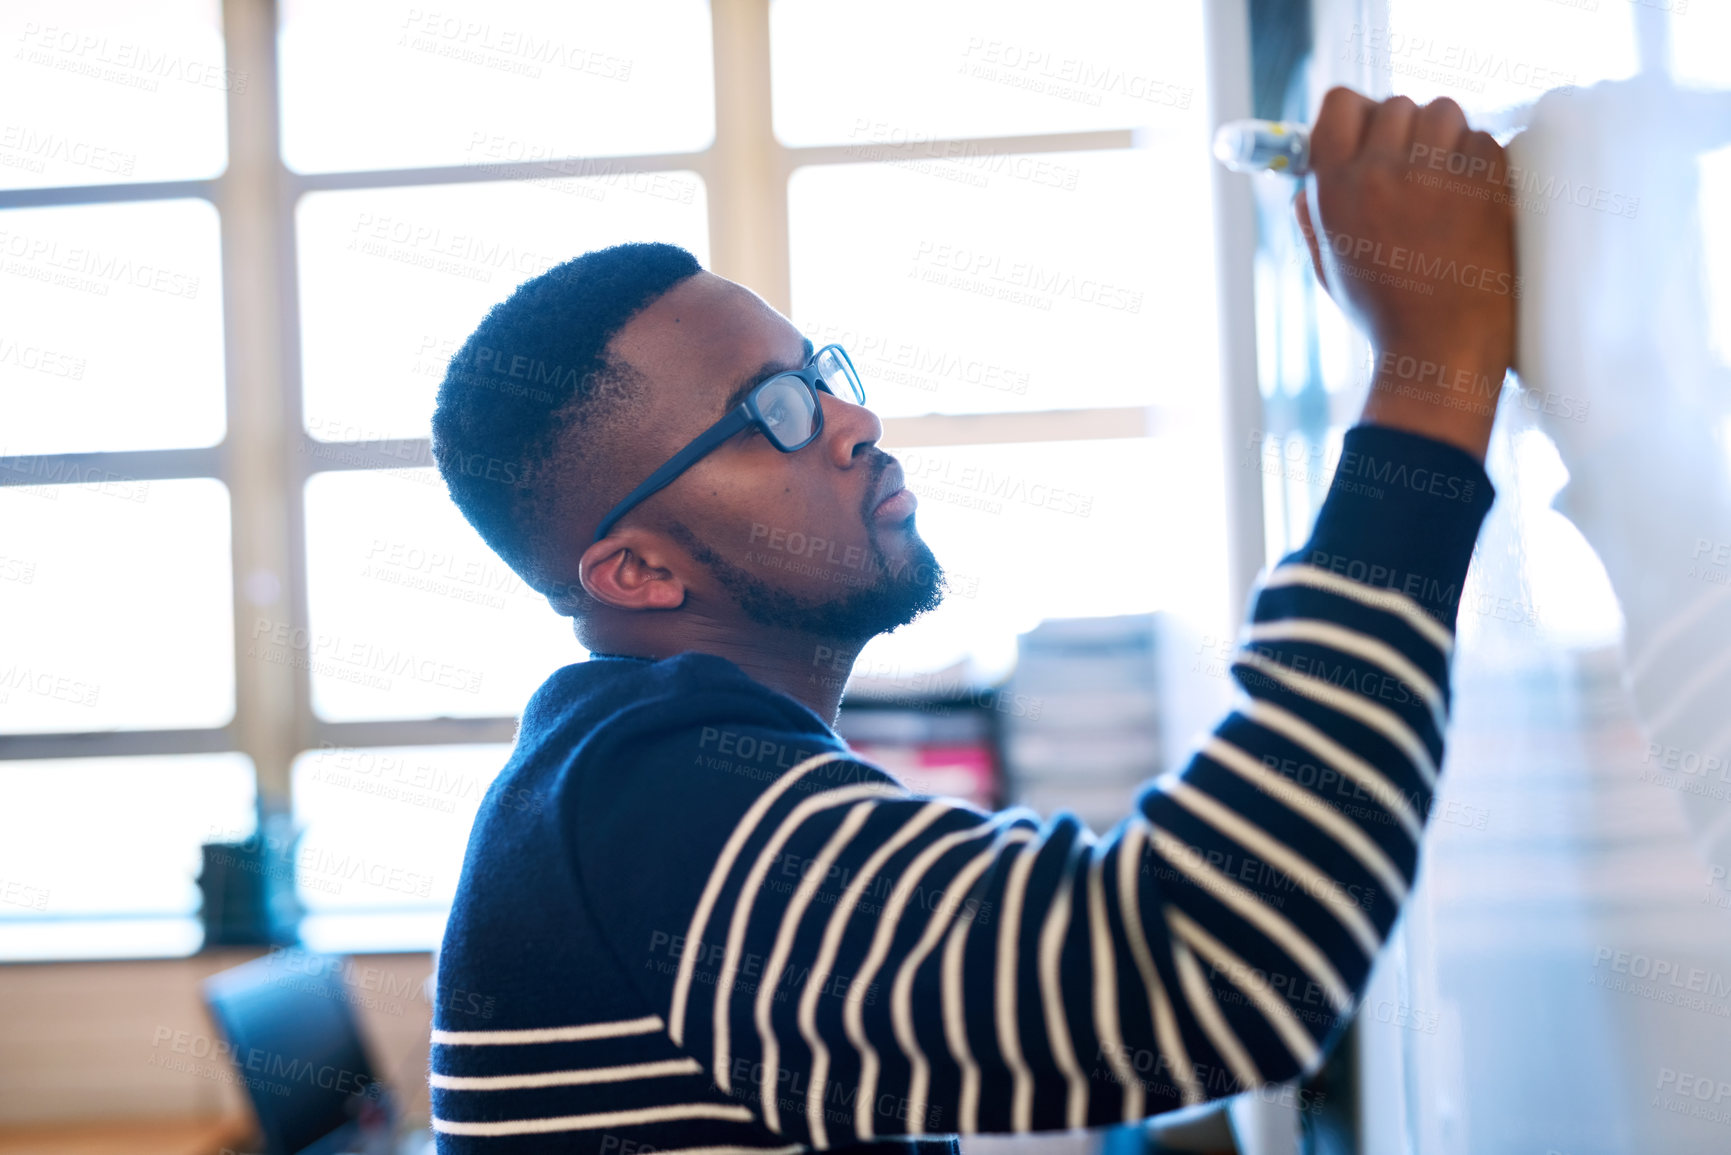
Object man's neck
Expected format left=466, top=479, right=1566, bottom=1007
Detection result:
left=588, top=619, right=864, bottom=726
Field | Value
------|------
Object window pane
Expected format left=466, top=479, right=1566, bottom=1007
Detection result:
left=0, top=754, right=256, bottom=959
left=0, top=199, right=225, bottom=454
left=848, top=434, right=1232, bottom=683
left=302, top=469, right=581, bottom=721
left=279, top=0, right=714, bottom=174
left=0, top=478, right=234, bottom=733
left=1375, top=0, right=1637, bottom=116
left=290, top=744, right=512, bottom=924
left=771, top=0, right=1205, bottom=146
left=0, top=0, right=228, bottom=189
left=296, top=178, right=709, bottom=442
left=790, top=148, right=1218, bottom=416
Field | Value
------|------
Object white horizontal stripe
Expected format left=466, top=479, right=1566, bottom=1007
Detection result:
left=1234, top=652, right=1438, bottom=790
left=847, top=811, right=1029, bottom=1140
left=431, top=1016, right=662, bottom=1046
left=432, top=1103, right=754, bottom=1136
left=648, top=1147, right=806, bottom=1155
left=997, top=840, right=1041, bottom=1133
left=1087, top=841, right=1143, bottom=1122
left=671, top=751, right=848, bottom=1046
left=1162, top=779, right=1381, bottom=957
left=1168, top=907, right=1321, bottom=1073
left=1201, top=736, right=1409, bottom=903
left=756, top=799, right=878, bottom=1133
left=1169, top=934, right=1259, bottom=1091
left=1120, top=818, right=1203, bottom=1106
left=1149, top=827, right=1352, bottom=1012
left=1242, top=618, right=1445, bottom=735
left=1260, top=563, right=1454, bottom=655
left=897, top=826, right=1034, bottom=1137
left=1038, top=842, right=1090, bottom=1129
left=802, top=800, right=951, bottom=1148
left=429, top=1058, right=701, bottom=1090
left=942, top=880, right=984, bottom=1132
left=1235, top=699, right=1424, bottom=841
left=715, top=783, right=901, bottom=1093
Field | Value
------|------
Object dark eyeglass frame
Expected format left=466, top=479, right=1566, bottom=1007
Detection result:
left=592, top=342, right=866, bottom=542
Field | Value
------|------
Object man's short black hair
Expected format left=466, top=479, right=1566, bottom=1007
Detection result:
left=431, top=241, right=703, bottom=600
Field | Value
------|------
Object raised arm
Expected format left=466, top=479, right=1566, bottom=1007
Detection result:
left=574, top=86, right=1513, bottom=1145
left=575, top=421, right=1491, bottom=1142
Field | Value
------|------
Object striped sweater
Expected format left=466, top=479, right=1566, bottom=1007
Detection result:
left=431, top=424, right=1495, bottom=1152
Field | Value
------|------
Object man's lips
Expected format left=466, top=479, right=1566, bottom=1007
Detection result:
left=871, top=462, right=917, bottom=521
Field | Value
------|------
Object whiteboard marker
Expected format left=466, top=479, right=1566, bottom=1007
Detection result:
left=1213, top=119, right=1311, bottom=176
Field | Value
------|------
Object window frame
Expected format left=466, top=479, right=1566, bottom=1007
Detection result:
left=0, top=0, right=1267, bottom=947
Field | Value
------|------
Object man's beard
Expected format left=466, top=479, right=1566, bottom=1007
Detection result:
left=668, top=459, right=946, bottom=643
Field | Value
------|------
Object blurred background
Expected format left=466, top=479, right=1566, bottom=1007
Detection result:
left=3, top=1, right=1731, bottom=1153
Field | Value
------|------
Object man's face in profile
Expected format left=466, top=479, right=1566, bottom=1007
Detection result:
left=596, top=271, right=946, bottom=643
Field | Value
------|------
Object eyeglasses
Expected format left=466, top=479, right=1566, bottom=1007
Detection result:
left=592, top=342, right=866, bottom=542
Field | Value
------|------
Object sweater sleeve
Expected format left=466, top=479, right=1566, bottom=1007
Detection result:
left=572, top=424, right=1495, bottom=1144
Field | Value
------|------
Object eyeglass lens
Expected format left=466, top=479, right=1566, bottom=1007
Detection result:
left=756, top=376, right=819, bottom=448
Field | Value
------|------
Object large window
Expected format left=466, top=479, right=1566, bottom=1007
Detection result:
left=1, top=0, right=1247, bottom=959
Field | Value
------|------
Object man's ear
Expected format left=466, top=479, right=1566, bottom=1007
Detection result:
left=577, top=533, right=687, bottom=611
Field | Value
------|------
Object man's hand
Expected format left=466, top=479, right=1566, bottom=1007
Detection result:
left=1294, top=87, right=1517, bottom=462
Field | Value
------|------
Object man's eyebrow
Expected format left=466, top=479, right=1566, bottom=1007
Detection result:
left=717, top=337, right=815, bottom=416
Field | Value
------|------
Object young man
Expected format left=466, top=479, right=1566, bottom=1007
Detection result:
left=426, top=87, right=1514, bottom=1151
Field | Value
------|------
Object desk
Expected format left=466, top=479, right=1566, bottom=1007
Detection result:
left=0, top=1115, right=250, bottom=1155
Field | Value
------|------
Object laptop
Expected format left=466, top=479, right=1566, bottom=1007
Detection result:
left=202, top=952, right=434, bottom=1155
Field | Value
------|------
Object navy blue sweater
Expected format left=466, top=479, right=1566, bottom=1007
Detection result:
left=431, top=425, right=1495, bottom=1152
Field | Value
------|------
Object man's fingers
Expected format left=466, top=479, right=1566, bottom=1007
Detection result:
left=1362, top=95, right=1420, bottom=161
left=1413, top=96, right=1469, bottom=155
left=1294, top=186, right=1328, bottom=290
left=1309, top=86, right=1376, bottom=168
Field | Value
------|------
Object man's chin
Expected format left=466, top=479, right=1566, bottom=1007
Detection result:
left=677, top=515, right=946, bottom=642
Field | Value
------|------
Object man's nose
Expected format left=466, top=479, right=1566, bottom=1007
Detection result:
left=821, top=391, right=882, bottom=466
